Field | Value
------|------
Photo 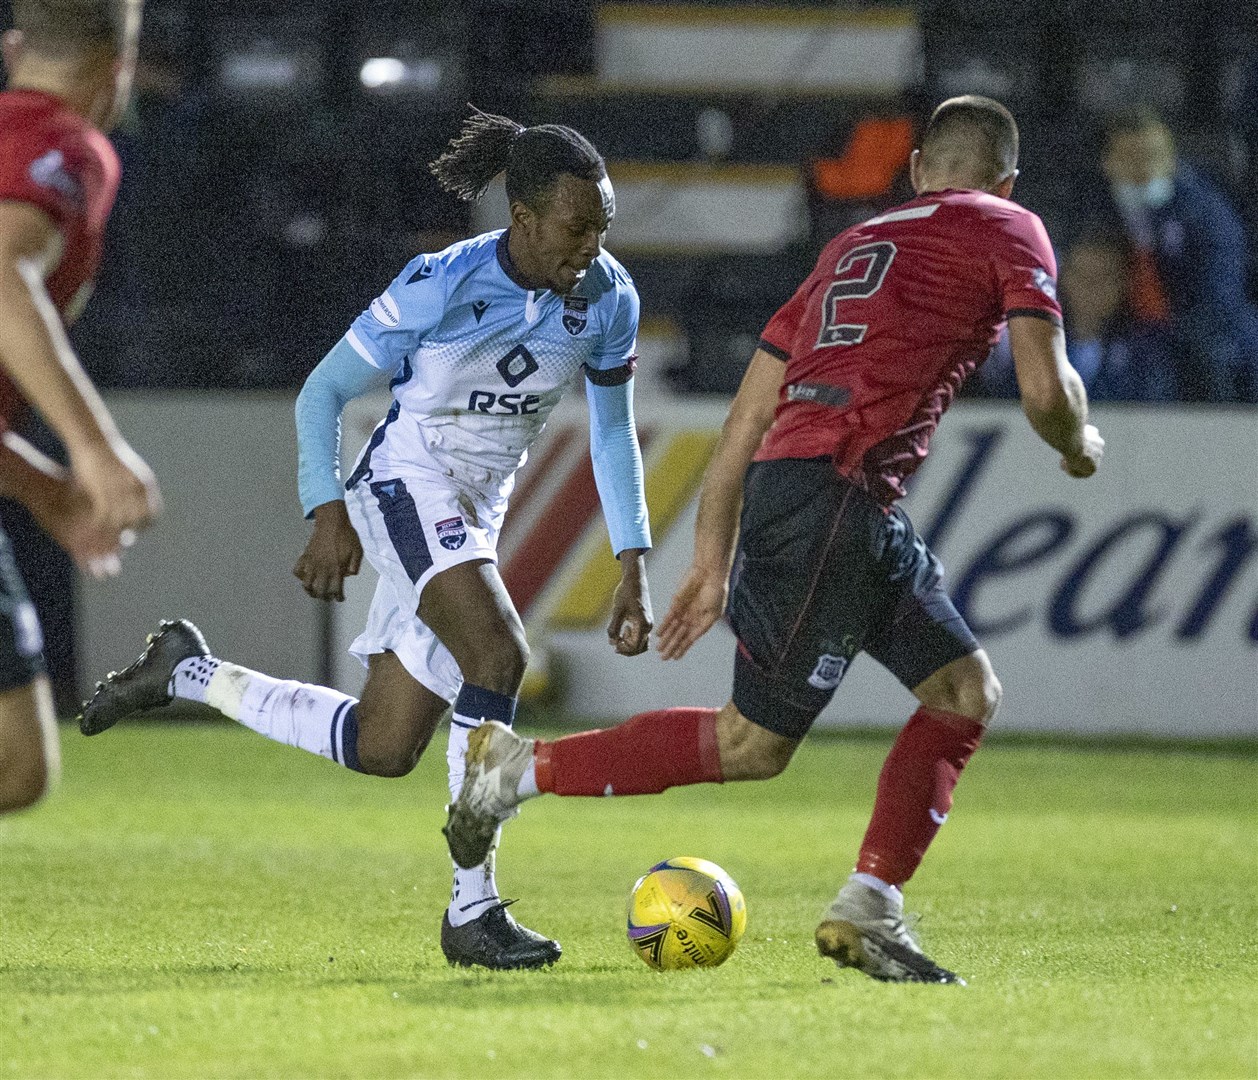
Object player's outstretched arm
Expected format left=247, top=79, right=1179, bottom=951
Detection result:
left=0, top=201, right=161, bottom=535
left=657, top=348, right=784, bottom=661
left=1009, top=315, right=1104, bottom=478
left=292, top=338, right=386, bottom=601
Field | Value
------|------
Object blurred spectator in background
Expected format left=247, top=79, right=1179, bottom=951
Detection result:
left=1097, top=106, right=1258, bottom=402
left=974, top=231, right=1177, bottom=401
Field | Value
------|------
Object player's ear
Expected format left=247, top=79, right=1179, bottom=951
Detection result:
left=993, top=168, right=1018, bottom=200
left=2, top=29, right=25, bottom=78
left=509, top=199, right=535, bottom=234
left=908, top=149, right=922, bottom=194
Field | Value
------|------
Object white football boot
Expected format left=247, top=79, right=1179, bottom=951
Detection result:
left=816, top=878, right=964, bottom=984
left=443, top=721, right=532, bottom=869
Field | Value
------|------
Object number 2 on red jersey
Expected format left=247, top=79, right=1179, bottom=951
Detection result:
left=816, top=241, right=897, bottom=348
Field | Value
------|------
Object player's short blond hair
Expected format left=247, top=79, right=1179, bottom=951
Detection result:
left=12, top=0, right=137, bottom=58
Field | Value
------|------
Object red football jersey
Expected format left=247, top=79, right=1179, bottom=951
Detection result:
left=757, top=189, right=1062, bottom=503
left=0, top=89, right=121, bottom=427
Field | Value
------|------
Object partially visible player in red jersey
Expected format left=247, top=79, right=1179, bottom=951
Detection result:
left=444, top=96, right=1103, bottom=983
left=0, top=0, right=161, bottom=813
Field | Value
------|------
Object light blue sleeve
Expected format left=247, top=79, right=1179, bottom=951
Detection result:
left=587, top=267, right=640, bottom=371
left=343, top=252, right=448, bottom=371
left=586, top=376, right=651, bottom=555
left=295, top=336, right=392, bottom=517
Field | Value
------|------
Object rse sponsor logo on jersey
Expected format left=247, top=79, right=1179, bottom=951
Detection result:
left=467, top=391, right=541, bottom=415
left=370, top=292, right=401, bottom=327
left=28, top=149, right=84, bottom=208
left=435, top=517, right=467, bottom=550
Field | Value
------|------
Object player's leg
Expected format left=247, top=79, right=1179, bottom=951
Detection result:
left=75, top=616, right=445, bottom=777
left=817, top=511, right=989, bottom=984
left=0, top=530, right=57, bottom=813
left=415, top=557, right=560, bottom=968
left=0, top=676, right=58, bottom=813
left=442, top=457, right=855, bottom=867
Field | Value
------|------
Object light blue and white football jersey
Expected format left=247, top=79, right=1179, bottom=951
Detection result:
left=343, top=229, right=639, bottom=498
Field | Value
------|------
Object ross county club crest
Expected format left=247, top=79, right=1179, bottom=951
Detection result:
left=807, top=653, right=848, bottom=691
left=435, top=516, right=467, bottom=550
left=562, top=296, right=588, bottom=336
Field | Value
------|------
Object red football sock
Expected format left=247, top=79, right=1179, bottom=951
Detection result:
left=856, top=706, right=985, bottom=887
left=534, top=708, right=723, bottom=796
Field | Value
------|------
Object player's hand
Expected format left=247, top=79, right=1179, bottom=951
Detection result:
left=1061, top=424, right=1104, bottom=478
left=656, top=564, right=727, bottom=661
left=608, top=550, right=653, bottom=656
left=69, top=436, right=162, bottom=535
left=32, top=478, right=129, bottom=580
left=294, top=500, right=363, bottom=602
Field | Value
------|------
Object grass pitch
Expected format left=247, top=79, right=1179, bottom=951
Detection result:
left=2, top=721, right=1255, bottom=1079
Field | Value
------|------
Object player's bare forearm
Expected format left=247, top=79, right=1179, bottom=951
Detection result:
left=658, top=349, right=782, bottom=661
left=0, top=432, right=69, bottom=508
left=0, top=206, right=120, bottom=455
left=691, top=348, right=784, bottom=573
left=1008, top=315, right=1103, bottom=476
left=0, top=433, right=128, bottom=577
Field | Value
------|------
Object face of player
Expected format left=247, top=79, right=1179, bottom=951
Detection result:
left=510, top=173, right=614, bottom=295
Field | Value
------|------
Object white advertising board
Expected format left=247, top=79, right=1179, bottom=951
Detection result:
left=334, top=399, right=1258, bottom=737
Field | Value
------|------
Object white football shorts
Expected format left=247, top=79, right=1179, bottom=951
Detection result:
left=344, top=468, right=508, bottom=703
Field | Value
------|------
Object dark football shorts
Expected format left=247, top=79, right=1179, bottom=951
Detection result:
left=0, top=525, right=45, bottom=692
left=728, top=457, right=978, bottom=740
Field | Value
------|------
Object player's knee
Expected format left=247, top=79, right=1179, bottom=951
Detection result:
left=354, top=739, right=421, bottom=778
left=0, top=757, right=50, bottom=812
left=716, top=706, right=798, bottom=781
left=351, top=701, right=423, bottom=778
left=955, top=666, right=1001, bottom=725
left=917, top=652, right=1001, bottom=725
left=459, top=631, right=529, bottom=695
left=728, top=745, right=793, bottom=781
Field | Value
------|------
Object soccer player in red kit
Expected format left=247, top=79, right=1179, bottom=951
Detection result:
left=445, top=96, right=1104, bottom=982
left=0, top=0, right=161, bottom=813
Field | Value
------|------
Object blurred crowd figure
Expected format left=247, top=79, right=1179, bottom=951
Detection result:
left=977, top=106, right=1257, bottom=403
left=1099, top=107, right=1257, bottom=401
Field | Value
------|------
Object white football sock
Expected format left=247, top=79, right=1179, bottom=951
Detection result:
left=517, top=759, right=539, bottom=799
left=850, top=871, right=903, bottom=903
left=178, top=659, right=359, bottom=767
left=446, top=716, right=501, bottom=926
left=169, top=655, right=220, bottom=704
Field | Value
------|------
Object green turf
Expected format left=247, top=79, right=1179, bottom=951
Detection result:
left=2, top=722, right=1255, bottom=1080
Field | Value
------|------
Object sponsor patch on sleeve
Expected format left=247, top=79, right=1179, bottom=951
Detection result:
left=369, top=291, right=401, bottom=327
left=28, top=149, right=84, bottom=208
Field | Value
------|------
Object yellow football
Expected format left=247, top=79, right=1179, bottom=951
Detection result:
left=626, top=857, right=747, bottom=970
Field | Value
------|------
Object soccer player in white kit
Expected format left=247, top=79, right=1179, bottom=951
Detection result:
left=78, top=110, right=654, bottom=969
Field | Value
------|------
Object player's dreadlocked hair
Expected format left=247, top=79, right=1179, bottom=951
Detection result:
left=920, top=95, right=1019, bottom=188
left=430, top=107, right=606, bottom=207
left=12, top=0, right=139, bottom=57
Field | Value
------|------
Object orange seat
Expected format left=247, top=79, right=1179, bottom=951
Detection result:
left=813, top=116, right=915, bottom=201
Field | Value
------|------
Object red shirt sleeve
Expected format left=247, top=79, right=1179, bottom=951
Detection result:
left=991, top=208, right=1063, bottom=324
left=0, top=130, right=92, bottom=234
left=758, top=276, right=813, bottom=361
